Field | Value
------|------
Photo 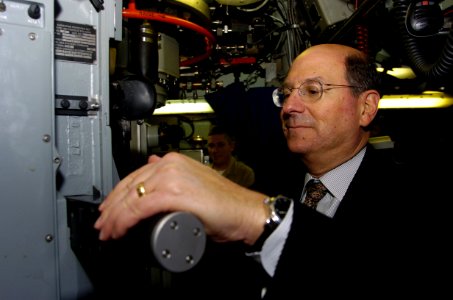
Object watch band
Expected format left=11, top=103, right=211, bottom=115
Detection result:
left=248, top=195, right=292, bottom=252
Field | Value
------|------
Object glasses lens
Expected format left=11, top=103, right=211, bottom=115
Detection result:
left=300, top=80, right=322, bottom=101
left=272, top=88, right=285, bottom=107
left=273, top=81, right=323, bottom=107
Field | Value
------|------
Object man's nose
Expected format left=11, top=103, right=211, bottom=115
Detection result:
left=282, top=90, right=305, bottom=112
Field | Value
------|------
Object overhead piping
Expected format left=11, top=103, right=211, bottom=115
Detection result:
left=122, top=0, right=216, bottom=67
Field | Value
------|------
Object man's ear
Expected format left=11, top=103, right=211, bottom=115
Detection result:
left=359, top=90, right=380, bottom=127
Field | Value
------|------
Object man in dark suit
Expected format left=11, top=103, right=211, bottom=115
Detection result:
left=95, top=44, right=447, bottom=298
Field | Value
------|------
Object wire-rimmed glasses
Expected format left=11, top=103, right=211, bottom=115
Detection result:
left=272, top=79, right=361, bottom=107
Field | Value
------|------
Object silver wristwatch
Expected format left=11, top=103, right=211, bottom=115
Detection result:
left=250, top=195, right=292, bottom=251
left=263, top=195, right=291, bottom=230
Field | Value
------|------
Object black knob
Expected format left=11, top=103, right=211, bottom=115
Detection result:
left=60, top=99, right=70, bottom=109
left=79, top=100, right=88, bottom=110
left=0, top=2, right=6, bottom=13
left=28, top=3, right=41, bottom=19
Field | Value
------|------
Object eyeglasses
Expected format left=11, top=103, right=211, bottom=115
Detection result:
left=272, top=79, right=361, bottom=107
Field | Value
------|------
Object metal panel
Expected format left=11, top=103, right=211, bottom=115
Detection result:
left=0, top=0, right=121, bottom=299
left=0, top=1, right=57, bottom=298
left=54, top=0, right=120, bottom=299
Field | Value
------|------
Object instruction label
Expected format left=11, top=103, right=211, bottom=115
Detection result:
left=55, top=21, right=96, bottom=63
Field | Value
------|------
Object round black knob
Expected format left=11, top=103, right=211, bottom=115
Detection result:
left=79, top=100, right=88, bottom=110
left=60, top=99, right=70, bottom=109
left=0, top=2, right=7, bottom=13
left=28, top=3, right=41, bottom=19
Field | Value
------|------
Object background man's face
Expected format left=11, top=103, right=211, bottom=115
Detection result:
left=207, top=134, right=234, bottom=165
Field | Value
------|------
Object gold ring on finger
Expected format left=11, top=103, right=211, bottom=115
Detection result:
left=136, top=182, right=146, bottom=198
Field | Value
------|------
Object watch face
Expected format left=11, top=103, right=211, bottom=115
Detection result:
left=273, top=195, right=292, bottom=218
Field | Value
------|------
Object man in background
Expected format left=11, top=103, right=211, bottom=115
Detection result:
left=207, top=125, right=255, bottom=188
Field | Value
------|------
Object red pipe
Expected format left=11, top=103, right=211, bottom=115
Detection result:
left=123, top=0, right=216, bottom=66
left=355, top=0, right=369, bottom=55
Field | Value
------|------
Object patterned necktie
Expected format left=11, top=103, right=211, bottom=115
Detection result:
left=303, top=179, right=328, bottom=209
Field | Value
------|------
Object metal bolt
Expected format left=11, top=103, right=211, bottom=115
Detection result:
left=28, top=32, right=36, bottom=40
left=193, top=227, right=201, bottom=236
left=42, top=134, right=51, bottom=143
left=45, top=234, right=53, bottom=242
left=161, top=249, right=171, bottom=259
left=54, top=157, right=61, bottom=164
left=185, top=255, right=194, bottom=264
left=170, top=221, right=179, bottom=230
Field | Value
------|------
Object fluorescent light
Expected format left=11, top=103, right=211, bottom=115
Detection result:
left=376, top=67, right=416, bottom=79
left=153, top=99, right=214, bottom=115
left=379, top=92, right=453, bottom=109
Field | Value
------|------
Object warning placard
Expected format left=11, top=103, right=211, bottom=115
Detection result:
left=55, top=21, right=96, bottom=64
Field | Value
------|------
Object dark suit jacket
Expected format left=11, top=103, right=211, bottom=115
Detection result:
left=263, top=145, right=449, bottom=299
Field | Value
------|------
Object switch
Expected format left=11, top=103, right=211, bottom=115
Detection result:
left=28, top=3, right=41, bottom=19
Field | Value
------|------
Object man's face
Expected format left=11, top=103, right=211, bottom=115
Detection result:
left=280, top=45, right=364, bottom=158
left=207, top=134, right=234, bottom=165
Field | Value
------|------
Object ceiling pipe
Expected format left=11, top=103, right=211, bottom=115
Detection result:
left=122, top=0, right=216, bottom=67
